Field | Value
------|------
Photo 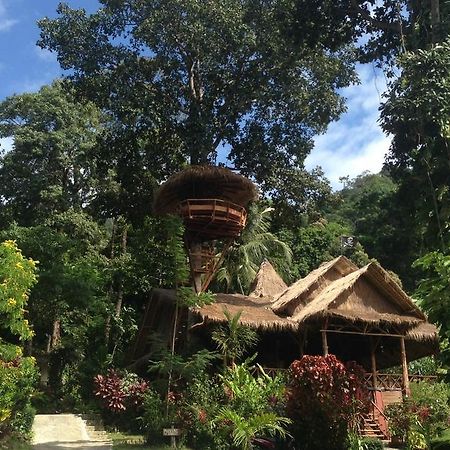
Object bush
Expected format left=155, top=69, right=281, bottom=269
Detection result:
left=385, top=381, right=450, bottom=449
left=361, top=437, right=385, bottom=450
left=0, top=356, right=39, bottom=440
left=286, top=354, right=368, bottom=450
left=93, top=369, right=149, bottom=432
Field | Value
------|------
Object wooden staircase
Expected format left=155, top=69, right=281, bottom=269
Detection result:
left=361, top=413, right=385, bottom=439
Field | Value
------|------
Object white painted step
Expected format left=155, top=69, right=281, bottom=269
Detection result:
left=32, top=414, right=112, bottom=449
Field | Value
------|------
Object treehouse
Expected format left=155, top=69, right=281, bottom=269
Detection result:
left=153, top=165, right=257, bottom=293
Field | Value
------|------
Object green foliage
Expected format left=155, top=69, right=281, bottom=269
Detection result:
left=279, top=220, right=370, bottom=280
left=212, top=310, right=258, bottom=367
left=38, top=0, right=356, bottom=203
left=215, top=408, right=290, bottom=450
left=176, top=288, right=215, bottom=308
left=215, top=206, right=292, bottom=294
left=0, top=81, right=106, bottom=227
left=0, top=357, right=39, bottom=440
left=414, top=252, right=450, bottom=365
left=381, top=40, right=450, bottom=252
left=148, top=349, right=219, bottom=391
left=213, top=364, right=291, bottom=450
left=347, top=433, right=384, bottom=450
left=386, top=381, right=450, bottom=449
left=140, top=389, right=167, bottom=445
left=0, top=240, right=37, bottom=357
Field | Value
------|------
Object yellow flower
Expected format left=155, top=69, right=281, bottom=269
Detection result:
left=15, top=262, right=23, bottom=269
left=8, top=298, right=16, bottom=307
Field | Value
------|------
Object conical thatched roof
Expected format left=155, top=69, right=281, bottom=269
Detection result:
left=153, top=165, right=258, bottom=215
left=271, top=256, right=358, bottom=316
left=248, top=260, right=288, bottom=299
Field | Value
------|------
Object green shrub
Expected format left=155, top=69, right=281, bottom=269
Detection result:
left=140, top=389, right=167, bottom=445
left=386, top=381, right=450, bottom=449
left=360, top=437, right=384, bottom=450
left=0, top=356, right=39, bottom=439
left=432, top=441, right=450, bottom=450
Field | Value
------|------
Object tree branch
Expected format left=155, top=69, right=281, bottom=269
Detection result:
left=350, top=0, right=402, bottom=33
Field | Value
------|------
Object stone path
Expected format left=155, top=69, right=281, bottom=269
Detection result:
left=32, top=414, right=112, bottom=450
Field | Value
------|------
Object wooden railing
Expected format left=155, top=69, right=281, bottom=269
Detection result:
left=364, top=373, right=438, bottom=390
left=371, top=390, right=390, bottom=439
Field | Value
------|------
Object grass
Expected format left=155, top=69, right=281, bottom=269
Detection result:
left=108, top=431, right=191, bottom=450
left=0, top=436, right=32, bottom=450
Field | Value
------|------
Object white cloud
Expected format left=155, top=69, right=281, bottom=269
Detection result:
left=0, top=0, right=17, bottom=32
left=305, top=63, right=391, bottom=190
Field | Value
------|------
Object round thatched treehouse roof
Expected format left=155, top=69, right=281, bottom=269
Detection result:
left=153, top=165, right=258, bottom=215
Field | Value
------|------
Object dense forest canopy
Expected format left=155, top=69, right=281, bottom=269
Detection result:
left=0, top=0, right=448, bottom=410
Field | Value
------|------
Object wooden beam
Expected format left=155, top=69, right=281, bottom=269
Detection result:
left=400, top=336, right=411, bottom=397
left=320, top=329, right=406, bottom=338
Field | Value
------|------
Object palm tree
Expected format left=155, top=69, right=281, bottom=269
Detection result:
left=215, top=205, right=292, bottom=294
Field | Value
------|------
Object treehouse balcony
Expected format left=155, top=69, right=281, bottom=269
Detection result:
left=179, top=198, right=247, bottom=240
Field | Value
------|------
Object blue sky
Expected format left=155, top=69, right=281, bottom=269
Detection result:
left=0, top=0, right=390, bottom=190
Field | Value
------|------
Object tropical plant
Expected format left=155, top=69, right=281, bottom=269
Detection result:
left=212, top=363, right=290, bottom=450
left=0, top=240, right=38, bottom=440
left=216, top=205, right=292, bottom=294
left=287, top=354, right=368, bottom=450
left=385, top=381, right=450, bottom=449
left=212, top=310, right=259, bottom=367
left=215, top=408, right=291, bottom=450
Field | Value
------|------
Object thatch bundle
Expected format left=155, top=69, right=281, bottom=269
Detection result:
left=290, top=263, right=426, bottom=326
left=248, top=260, right=288, bottom=298
left=193, top=293, right=296, bottom=331
left=153, top=165, right=258, bottom=215
left=271, top=256, right=357, bottom=316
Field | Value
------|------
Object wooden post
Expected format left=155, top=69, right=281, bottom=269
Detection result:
left=400, top=336, right=410, bottom=397
left=370, top=337, right=378, bottom=390
left=322, top=320, right=329, bottom=356
left=189, top=240, right=203, bottom=293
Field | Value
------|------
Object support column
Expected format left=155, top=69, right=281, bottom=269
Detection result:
left=322, top=319, right=329, bottom=356
left=370, top=337, right=378, bottom=391
left=400, top=336, right=410, bottom=397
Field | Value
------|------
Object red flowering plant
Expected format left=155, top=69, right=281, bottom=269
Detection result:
left=93, top=369, right=149, bottom=414
left=286, top=354, right=368, bottom=450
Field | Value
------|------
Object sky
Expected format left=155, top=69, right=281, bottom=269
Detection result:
left=0, top=0, right=390, bottom=190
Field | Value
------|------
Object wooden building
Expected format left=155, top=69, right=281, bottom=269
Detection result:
left=133, top=256, right=439, bottom=439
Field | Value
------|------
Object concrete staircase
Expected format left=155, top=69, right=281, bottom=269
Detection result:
left=32, top=413, right=111, bottom=448
left=79, top=414, right=110, bottom=443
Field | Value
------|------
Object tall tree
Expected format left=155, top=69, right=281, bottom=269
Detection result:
left=38, top=0, right=356, bottom=196
left=0, top=81, right=105, bottom=227
left=380, top=40, right=450, bottom=252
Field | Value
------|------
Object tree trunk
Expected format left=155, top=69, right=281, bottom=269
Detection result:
left=114, top=225, right=128, bottom=319
left=105, top=218, right=117, bottom=345
left=50, top=319, right=61, bottom=350
left=430, top=0, right=440, bottom=42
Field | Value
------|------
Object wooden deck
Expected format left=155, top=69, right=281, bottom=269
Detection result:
left=179, top=198, right=247, bottom=239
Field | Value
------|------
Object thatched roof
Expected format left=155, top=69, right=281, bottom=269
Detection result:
left=153, top=165, right=258, bottom=215
left=248, top=260, right=288, bottom=298
left=291, top=262, right=426, bottom=326
left=406, top=322, right=439, bottom=342
left=271, top=256, right=358, bottom=316
left=193, top=293, right=297, bottom=331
